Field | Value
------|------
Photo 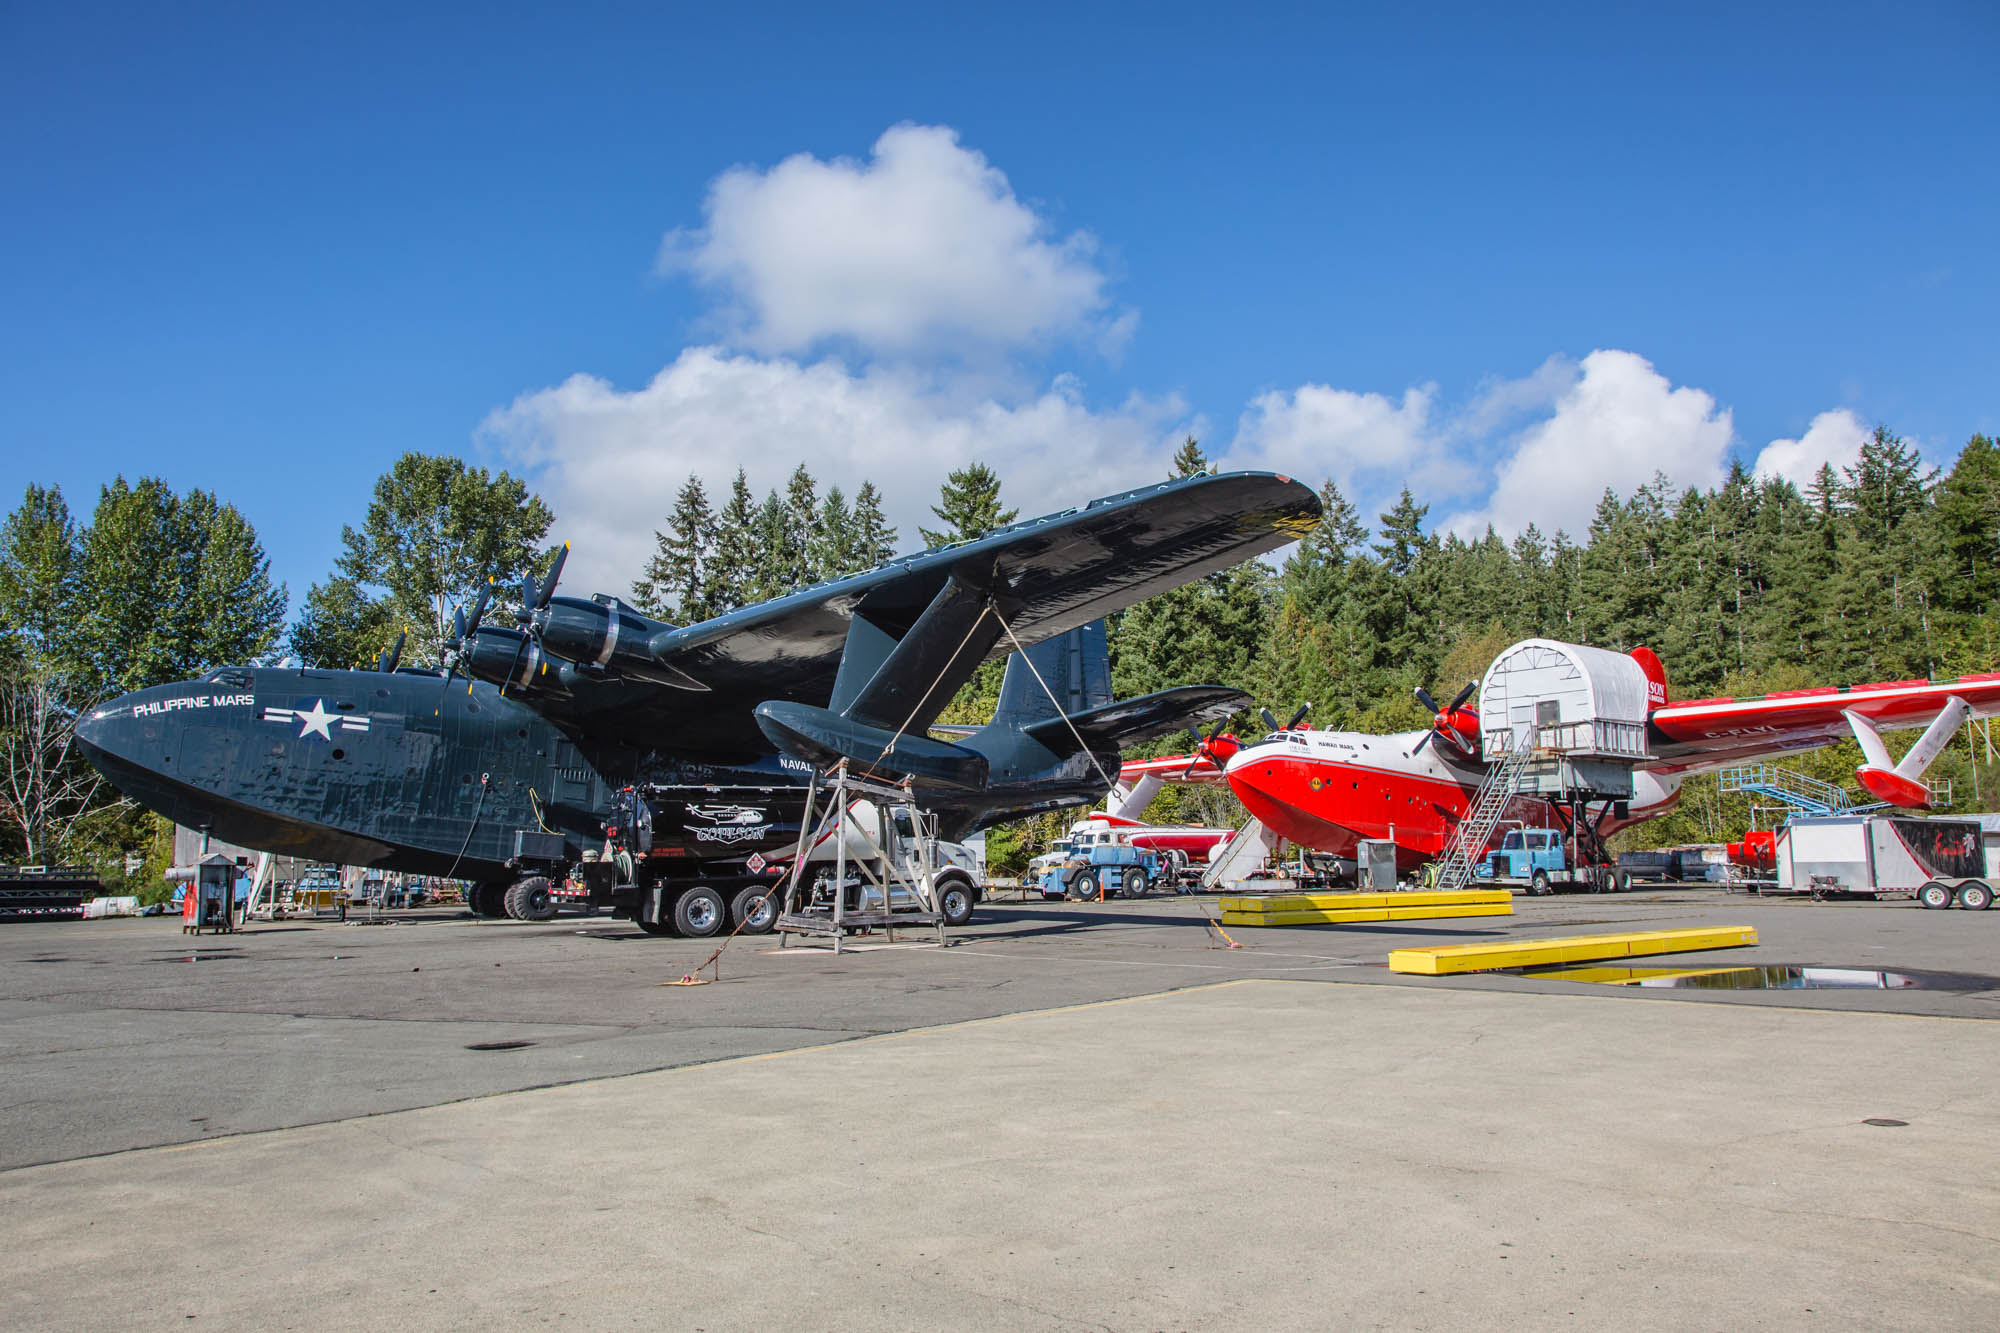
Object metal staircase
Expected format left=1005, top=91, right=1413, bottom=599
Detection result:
left=1199, top=817, right=1280, bottom=892
left=1718, top=763, right=1853, bottom=819
left=1432, top=743, right=1542, bottom=893
left=1719, top=761, right=1953, bottom=820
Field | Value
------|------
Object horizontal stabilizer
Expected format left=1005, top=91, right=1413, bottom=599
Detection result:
left=1022, top=685, right=1251, bottom=756
left=754, top=701, right=990, bottom=790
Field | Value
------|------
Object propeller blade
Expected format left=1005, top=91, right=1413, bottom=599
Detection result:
left=1284, top=702, right=1312, bottom=731
left=1259, top=707, right=1279, bottom=732
left=1206, top=718, right=1227, bottom=744
left=380, top=629, right=404, bottom=674
left=1447, top=679, right=1478, bottom=713
left=1411, top=729, right=1433, bottom=754
left=537, top=543, right=569, bottom=609
left=516, top=571, right=536, bottom=622
left=1185, top=725, right=1203, bottom=747
left=451, top=606, right=467, bottom=643
left=1414, top=685, right=1439, bottom=715
left=466, top=583, right=492, bottom=635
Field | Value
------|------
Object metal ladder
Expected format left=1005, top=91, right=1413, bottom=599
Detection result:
left=1431, top=742, right=1541, bottom=893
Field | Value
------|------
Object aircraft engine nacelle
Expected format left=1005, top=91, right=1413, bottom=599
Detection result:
left=531, top=596, right=703, bottom=690
left=463, top=626, right=547, bottom=693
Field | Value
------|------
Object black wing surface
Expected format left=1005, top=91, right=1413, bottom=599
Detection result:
left=541, top=470, right=1318, bottom=757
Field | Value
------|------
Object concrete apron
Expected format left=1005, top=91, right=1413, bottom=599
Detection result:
left=4, top=979, right=1996, bottom=1332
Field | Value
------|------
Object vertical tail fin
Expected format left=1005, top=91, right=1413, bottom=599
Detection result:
left=988, top=620, right=1112, bottom=730
left=1630, top=646, right=1668, bottom=710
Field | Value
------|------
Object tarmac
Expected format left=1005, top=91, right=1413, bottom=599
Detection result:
left=3, top=887, right=1997, bottom=1329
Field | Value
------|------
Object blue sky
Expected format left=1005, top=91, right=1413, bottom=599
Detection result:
left=3, top=2, right=1994, bottom=605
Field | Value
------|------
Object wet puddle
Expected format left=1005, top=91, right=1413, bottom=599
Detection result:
left=1521, top=964, right=1996, bottom=990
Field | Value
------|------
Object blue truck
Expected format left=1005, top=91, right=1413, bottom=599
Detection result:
left=1476, top=827, right=1627, bottom=894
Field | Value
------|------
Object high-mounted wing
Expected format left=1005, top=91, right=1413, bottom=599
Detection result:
left=1648, top=671, right=2000, bottom=806
left=461, top=470, right=1320, bottom=760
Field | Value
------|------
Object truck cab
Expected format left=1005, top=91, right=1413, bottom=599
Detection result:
left=1478, top=828, right=1568, bottom=893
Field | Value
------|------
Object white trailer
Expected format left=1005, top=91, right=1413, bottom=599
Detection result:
left=1774, top=814, right=1993, bottom=909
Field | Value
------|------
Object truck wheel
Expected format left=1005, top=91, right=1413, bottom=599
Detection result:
left=1530, top=870, right=1551, bottom=896
left=937, top=877, right=976, bottom=926
left=1066, top=869, right=1095, bottom=901
left=1957, top=882, right=1993, bottom=911
left=469, top=883, right=510, bottom=918
left=504, top=877, right=558, bottom=922
left=1918, top=881, right=1954, bottom=910
left=1120, top=867, right=1146, bottom=899
left=731, top=885, right=778, bottom=934
left=673, top=885, right=728, bottom=938
left=1616, top=870, right=1631, bottom=893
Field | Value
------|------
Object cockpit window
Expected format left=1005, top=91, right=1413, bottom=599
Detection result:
left=206, top=668, right=252, bottom=687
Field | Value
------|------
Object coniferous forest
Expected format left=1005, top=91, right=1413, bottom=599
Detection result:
left=3, top=425, right=1997, bottom=883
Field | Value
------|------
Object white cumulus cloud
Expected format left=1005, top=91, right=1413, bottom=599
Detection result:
left=1220, top=382, right=1438, bottom=497
left=1446, top=349, right=1735, bottom=538
left=660, top=124, right=1128, bottom=360
left=478, top=347, right=1192, bottom=597
left=1753, top=408, right=1870, bottom=490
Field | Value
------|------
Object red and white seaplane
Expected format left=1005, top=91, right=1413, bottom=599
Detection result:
left=1153, top=638, right=2000, bottom=877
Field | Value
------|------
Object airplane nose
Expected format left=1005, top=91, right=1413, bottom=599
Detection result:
left=75, top=700, right=124, bottom=758
left=1223, top=742, right=1347, bottom=852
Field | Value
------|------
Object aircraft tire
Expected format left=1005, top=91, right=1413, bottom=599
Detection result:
left=469, top=883, right=510, bottom=918
left=504, top=877, right=558, bottom=922
left=731, top=884, right=779, bottom=934
left=937, top=876, right=976, bottom=926
left=1918, top=881, right=1954, bottom=910
left=672, top=885, right=728, bottom=938
left=1957, top=881, right=1993, bottom=911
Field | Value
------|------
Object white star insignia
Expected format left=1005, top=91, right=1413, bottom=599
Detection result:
left=294, top=699, right=336, bottom=741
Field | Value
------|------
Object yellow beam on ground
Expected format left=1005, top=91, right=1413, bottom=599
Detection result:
left=1387, top=926, right=1758, bottom=976
left=1217, top=890, right=1513, bottom=928
left=1221, top=902, right=1515, bottom=926
left=1217, top=889, right=1511, bottom=913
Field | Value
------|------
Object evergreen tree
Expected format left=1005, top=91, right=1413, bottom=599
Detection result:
left=849, top=482, right=898, bottom=568
left=920, top=462, right=1017, bottom=548
left=1934, top=434, right=2000, bottom=619
left=748, top=490, right=792, bottom=602
left=782, top=464, right=820, bottom=586
left=705, top=469, right=760, bottom=615
left=634, top=476, right=716, bottom=624
left=1169, top=435, right=1208, bottom=479
left=811, top=486, right=856, bottom=578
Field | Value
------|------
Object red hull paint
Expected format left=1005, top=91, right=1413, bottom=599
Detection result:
left=1225, top=744, right=1680, bottom=868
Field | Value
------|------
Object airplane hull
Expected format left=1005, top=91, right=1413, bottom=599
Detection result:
left=1223, top=734, right=1682, bottom=870
left=79, top=732, right=429, bottom=875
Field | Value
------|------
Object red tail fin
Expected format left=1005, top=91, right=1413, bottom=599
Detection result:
left=1630, top=646, right=1668, bottom=710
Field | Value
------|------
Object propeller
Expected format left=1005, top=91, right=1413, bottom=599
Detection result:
left=1180, top=718, right=1230, bottom=778
left=1412, top=680, right=1479, bottom=754
left=516, top=543, right=570, bottom=623
left=375, top=629, right=404, bottom=674
left=1258, top=702, right=1312, bottom=734
left=538, top=543, right=568, bottom=608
